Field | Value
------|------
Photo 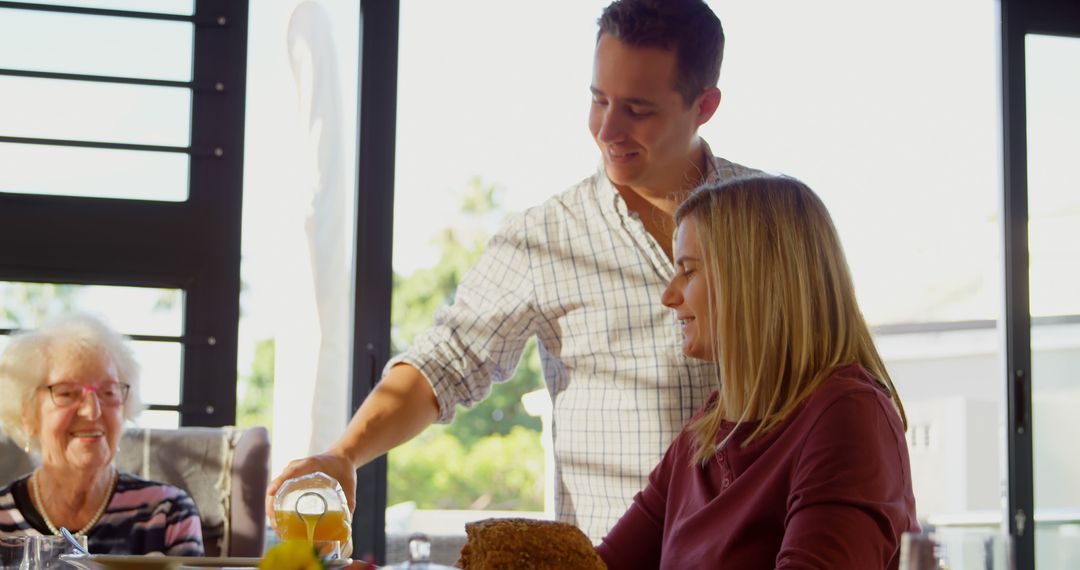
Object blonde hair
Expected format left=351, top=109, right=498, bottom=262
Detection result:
left=0, top=313, right=142, bottom=452
left=675, top=175, right=906, bottom=464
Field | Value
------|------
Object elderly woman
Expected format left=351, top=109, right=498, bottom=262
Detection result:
left=0, top=314, right=203, bottom=555
left=597, top=175, right=919, bottom=569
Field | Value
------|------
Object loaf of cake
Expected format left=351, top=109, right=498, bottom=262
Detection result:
left=455, top=518, right=607, bottom=569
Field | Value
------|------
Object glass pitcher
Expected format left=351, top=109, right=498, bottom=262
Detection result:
left=273, top=471, right=353, bottom=557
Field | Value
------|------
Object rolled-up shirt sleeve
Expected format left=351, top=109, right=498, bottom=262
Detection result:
left=385, top=212, right=540, bottom=424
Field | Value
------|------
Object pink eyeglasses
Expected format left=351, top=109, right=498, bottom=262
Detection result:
left=40, top=382, right=130, bottom=408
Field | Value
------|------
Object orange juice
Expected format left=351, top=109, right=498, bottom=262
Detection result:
left=274, top=509, right=352, bottom=544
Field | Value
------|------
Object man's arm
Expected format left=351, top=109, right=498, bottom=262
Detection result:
left=265, top=363, right=438, bottom=518
left=267, top=210, right=540, bottom=522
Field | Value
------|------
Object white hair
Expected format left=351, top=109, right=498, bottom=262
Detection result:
left=0, top=313, right=142, bottom=452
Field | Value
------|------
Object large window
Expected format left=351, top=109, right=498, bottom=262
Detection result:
left=385, top=2, right=608, bottom=561
left=369, top=0, right=1080, bottom=565
left=0, top=281, right=184, bottom=427
left=380, top=0, right=1028, bottom=566
left=0, top=0, right=248, bottom=428
left=707, top=0, right=1006, bottom=535
left=1026, top=33, right=1080, bottom=568
left=239, top=0, right=361, bottom=495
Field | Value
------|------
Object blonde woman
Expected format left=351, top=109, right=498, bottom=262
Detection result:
left=597, top=175, right=918, bottom=569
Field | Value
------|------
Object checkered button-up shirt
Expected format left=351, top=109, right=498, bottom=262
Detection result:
left=389, top=144, right=758, bottom=540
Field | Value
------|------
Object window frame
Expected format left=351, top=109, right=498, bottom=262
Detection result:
left=0, top=0, right=248, bottom=428
left=1001, top=1, right=1080, bottom=569
left=353, top=0, right=1080, bottom=566
left=349, top=0, right=398, bottom=563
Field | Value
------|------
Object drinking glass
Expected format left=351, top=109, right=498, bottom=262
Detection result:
left=0, top=536, right=28, bottom=570
left=901, top=528, right=1013, bottom=570
left=313, top=540, right=342, bottom=561
left=900, top=531, right=940, bottom=570
left=29, top=534, right=88, bottom=570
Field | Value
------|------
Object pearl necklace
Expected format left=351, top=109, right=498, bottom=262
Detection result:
left=31, top=468, right=117, bottom=538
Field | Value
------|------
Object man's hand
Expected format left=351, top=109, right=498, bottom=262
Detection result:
left=266, top=449, right=357, bottom=531
left=264, top=364, right=440, bottom=533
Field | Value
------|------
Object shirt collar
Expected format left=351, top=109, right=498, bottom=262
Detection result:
left=700, top=139, right=720, bottom=184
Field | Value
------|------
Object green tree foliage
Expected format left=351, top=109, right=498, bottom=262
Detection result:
left=0, top=282, right=80, bottom=327
left=390, top=177, right=494, bottom=349
left=388, top=425, right=543, bottom=511
left=388, top=178, right=545, bottom=510
left=237, top=338, right=275, bottom=431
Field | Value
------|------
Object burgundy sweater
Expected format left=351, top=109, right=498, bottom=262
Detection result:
left=597, top=365, right=918, bottom=569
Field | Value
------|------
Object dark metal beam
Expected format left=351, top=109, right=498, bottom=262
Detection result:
left=1000, top=0, right=1035, bottom=568
left=350, top=0, right=400, bottom=564
left=0, top=1, right=193, bottom=20
left=0, top=67, right=194, bottom=88
left=179, top=0, right=248, bottom=427
left=1023, top=1, right=1080, bottom=36
left=0, top=135, right=190, bottom=154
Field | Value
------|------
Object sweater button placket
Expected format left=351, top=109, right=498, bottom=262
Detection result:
left=717, top=451, right=731, bottom=488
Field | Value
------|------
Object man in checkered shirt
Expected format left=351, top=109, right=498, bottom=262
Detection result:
left=271, top=0, right=757, bottom=542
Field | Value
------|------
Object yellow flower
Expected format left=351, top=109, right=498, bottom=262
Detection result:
left=259, top=540, right=326, bottom=570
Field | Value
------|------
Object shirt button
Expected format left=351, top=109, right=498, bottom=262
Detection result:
left=721, top=477, right=731, bottom=488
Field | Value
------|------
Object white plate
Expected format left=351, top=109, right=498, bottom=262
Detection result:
left=60, top=554, right=352, bottom=569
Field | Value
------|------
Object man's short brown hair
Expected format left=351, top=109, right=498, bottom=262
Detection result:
left=598, top=0, right=725, bottom=106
